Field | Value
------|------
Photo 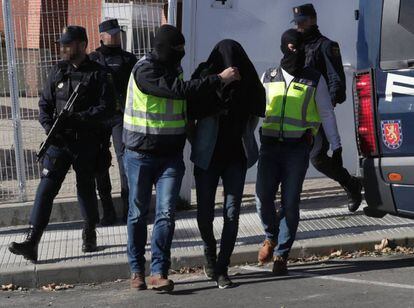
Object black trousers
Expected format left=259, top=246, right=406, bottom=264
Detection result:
left=310, top=126, right=351, bottom=186
left=95, top=114, right=129, bottom=208
left=30, top=142, right=100, bottom=230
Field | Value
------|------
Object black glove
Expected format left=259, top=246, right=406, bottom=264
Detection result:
left=50, top=132, right=66, bottom=146
left=67, top=112, right=84, bottom=121
left=332, top=147, right=343, bottom=168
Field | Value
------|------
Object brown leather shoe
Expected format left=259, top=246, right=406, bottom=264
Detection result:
left=130, top=273, right=147, bottom=290
left=258, top=239, right=276, bottom=265
left=148, top=274, right=174, bottom=292
left=272, top=255, right=288, bottom=276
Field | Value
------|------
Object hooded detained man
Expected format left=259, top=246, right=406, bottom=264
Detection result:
left=255, top=29, right=341, bottom=275
left=122, top=25, right=240, bottom=292
left=189, top=39, right=266, bottom=289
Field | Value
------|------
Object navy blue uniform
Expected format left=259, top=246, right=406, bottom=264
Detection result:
left=32, top=56, right=113, bottom=229
left=305, top=35, right=346, bottom=105
left=304, top=28, right=352, bottom=188
left=89, top=45, right=137, bottom=218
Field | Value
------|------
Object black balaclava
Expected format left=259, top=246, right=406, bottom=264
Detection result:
left=302, top=24, right=322, bottom=43
left=280, top=29, right=306, bottom=76
left=153, top=24, right=185, bottom=67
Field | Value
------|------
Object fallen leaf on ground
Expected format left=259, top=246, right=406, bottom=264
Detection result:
left=375, top=238, right=389, bottom=251
left=42, top=283, right=74, bottom=291
left=1, top=283, right=17, bottom=291
left=330, top=250, right=343, bottom=257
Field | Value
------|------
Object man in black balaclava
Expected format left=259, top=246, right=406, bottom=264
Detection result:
left=153, top=24, right=186, bottom=66
left=122, top=24, right=241, bottom=292
left=292, top=3, right=362, bottom=212
left=256, top=28, right=342, bottom=275
left=280, top=29, right=306, bottom=76
left=90, top=19, right=137, bottom=226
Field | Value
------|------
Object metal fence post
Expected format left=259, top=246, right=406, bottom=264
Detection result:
left=2, top=0, right=27, bottom=202
left=167, top=0, right=177, bottom=26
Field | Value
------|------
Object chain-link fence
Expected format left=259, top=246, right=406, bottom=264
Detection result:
left=0, top=0, right=167, bottom=204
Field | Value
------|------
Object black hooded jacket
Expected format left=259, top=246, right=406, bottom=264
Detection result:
left=123, top=52, right=221, bottom=156
left=189, top=39, right=266, bottom=164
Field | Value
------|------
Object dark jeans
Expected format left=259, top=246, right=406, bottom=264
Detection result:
left=255, top=141, right=310, bottom=258
left=95, top=114, right=129, bottom=209
left=310, top=126, right=351, bottom=186
left=195, top=158, right=247, bottom=274
left=30, top=143, right=100, bottom=230
left=124, top=149, right=185, bottom=275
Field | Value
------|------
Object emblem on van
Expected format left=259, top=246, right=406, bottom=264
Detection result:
left=381, top=120, right=403, bottom=149
left=385, top=73, right=414, bottom=102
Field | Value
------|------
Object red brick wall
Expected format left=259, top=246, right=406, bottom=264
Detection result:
left=40, top=0, right=68, bottom=54
left=67, top=0, right=102, bottom=52
left=162, top=1, right=182, bottom=29
left=0, top=0, right=30, bottom=49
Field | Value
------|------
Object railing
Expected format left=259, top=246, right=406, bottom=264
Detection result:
left=0, top=0, right=166, bottom=204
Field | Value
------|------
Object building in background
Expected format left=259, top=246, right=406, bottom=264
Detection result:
left=0, top=0, right=173, bottom=203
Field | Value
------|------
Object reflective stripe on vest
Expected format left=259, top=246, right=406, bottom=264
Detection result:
left=262, top=78, right=320, bottom=139
left=123, top=74, right=186, bottom=135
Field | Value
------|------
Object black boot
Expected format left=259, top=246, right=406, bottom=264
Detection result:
left=8, top=227, right=43, bottom=262
left=82, top=223, right=97, bottom=253
left=100, top=196, right=117, bottom=226
left=343, top=177, right=363, bottom=212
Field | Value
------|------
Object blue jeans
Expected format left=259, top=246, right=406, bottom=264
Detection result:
left=255, top=141, right=310, bottom=258
left=194, top=159, right=247, bottom=274
left=124, top=149, right=185, bottom=275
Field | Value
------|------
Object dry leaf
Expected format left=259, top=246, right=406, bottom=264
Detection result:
left=375, top=238, right=389, bottom=251
left=1, top=283, right=17, bottom=291
left=330, top=250, right=343, bottom=257
left=42, top=283, right=74, bottom=292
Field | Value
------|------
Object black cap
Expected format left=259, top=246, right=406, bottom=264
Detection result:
left=99, top=19, right=122, bottom=35
left=291, top=3, right=317, bottom=23
left=58, top=26, right=88, bottom=44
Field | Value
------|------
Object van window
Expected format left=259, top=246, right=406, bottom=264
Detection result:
left=381, top=0, right=414, bottom=70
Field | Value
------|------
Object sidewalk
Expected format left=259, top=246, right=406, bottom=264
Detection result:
left=2, top=179, right=414, bottom=287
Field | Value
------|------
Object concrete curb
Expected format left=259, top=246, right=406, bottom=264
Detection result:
left=0, top=195, right=150, bottom=228
left=0, top=180, right=344, bottom=228
left=3, top=231, right=414, bottom=288
left=0, top=197, right=120, bottom=228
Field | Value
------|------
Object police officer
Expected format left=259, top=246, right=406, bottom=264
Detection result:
left=256, top=29, right=342, bottom=275
left=8, top=26, right=114, bottom=262
left=90, top=19, right=137, bottom=225
left=124, top=25, right=240, bottom=292
left=292, top=3, right=362, bottom=212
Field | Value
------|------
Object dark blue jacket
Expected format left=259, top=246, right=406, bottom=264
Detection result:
left=305, top=34, right=346, bottom=105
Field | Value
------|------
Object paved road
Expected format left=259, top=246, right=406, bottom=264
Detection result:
left=2, top=254, right=414, bottom=308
